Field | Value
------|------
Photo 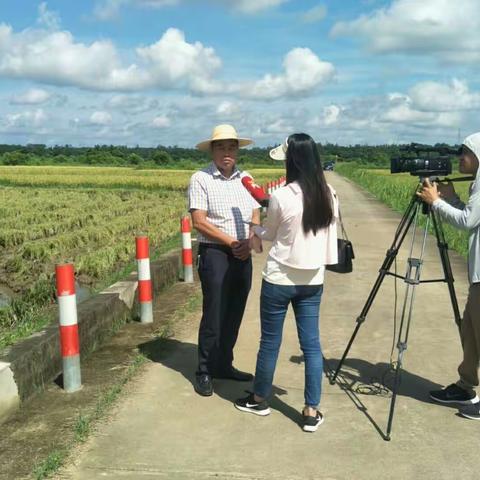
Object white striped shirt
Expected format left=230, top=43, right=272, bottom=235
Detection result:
left=188, top=163, right=261, bottom=244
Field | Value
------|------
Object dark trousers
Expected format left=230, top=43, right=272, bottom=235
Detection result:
left=197, top=244, right=252, bottom=375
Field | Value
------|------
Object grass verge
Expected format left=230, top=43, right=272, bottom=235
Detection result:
left=335, top=163, right=470, bottom=258
left=31, top=287, right=202, bottom=479
left=32, top=355, right=147, bottom=480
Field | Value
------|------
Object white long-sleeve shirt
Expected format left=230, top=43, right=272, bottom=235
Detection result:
left=254, top=181, right=339, bottom=285
left=433, top=171, right=480, bottom=284
left=432, top=132, right=480, bottom=285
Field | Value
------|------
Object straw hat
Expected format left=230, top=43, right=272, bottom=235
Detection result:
left=196, top=124, right=253, bottom=151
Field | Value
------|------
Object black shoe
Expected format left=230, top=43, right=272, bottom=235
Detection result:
left=429, top=383, right=479, bottom=405
left=214, top=367, right=253, bottom=382
left=458, top=402, right=480, bottom=420
left=302, top=410, right=324, bottom=433
left=234, top=392, right=270, bottom=416
left=195, top=373, right=213, bottom=397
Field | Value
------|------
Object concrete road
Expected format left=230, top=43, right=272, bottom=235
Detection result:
left=58, top=172, right=479, bottom=480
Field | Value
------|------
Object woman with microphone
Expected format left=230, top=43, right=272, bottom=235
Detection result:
left=234, top=133, right=339, bottom=433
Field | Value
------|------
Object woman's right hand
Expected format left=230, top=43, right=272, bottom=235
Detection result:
left=249, top=234, right=263, bottom=254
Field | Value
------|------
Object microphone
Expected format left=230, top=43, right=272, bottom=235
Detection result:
left=241, top=172, right=270, bottom=207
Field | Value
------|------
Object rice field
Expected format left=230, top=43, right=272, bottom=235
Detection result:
left=335, top=163, right=471, bottom=257
left=0, top=165, right=282, bottom=349
left=0, top=166, right=280, bottom=191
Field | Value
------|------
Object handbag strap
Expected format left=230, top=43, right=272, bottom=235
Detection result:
left=334, top=194, right=349, bottom=241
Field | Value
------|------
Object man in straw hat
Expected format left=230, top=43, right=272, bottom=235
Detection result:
left=188, top=124, right=261, bottom=396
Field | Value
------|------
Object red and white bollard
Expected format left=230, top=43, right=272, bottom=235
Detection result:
left=136, top=236, right=153, bottom=324
left=56, top=263, right=81, bottom=393
left=181, top=216, right=194, bottom=283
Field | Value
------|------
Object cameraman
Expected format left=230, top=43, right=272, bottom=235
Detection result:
left=418, top=132, right=480, bottom=420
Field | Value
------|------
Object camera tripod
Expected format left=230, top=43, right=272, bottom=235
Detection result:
left=329, top=181, right=462, bottom=441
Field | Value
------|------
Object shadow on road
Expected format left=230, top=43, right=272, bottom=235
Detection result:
left=325, top=357, right=445, bottom=404
left=138, top=337, right=304, bottom=429
left=323, top=357, right=452, bottom=440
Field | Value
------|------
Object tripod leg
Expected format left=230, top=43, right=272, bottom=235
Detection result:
left=330, top=194, right=419, bottom=385
left=384, top=206, right=429, bottom=440
left=431, top=211, right=462, bottom=329
left=385, top=343, right=406, bottom=441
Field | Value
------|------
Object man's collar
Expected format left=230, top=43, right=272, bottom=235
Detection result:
left=209, top=163, right=240, bottom=179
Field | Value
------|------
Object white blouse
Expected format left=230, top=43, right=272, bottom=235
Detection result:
left=253, top=181, right=339, bottom=286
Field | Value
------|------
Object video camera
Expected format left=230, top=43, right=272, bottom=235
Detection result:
left=390, top=143, right=459, bottom=177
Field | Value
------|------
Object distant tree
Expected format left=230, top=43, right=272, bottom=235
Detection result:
left=2, top=151, right=29, bottom=165
left=152, top=150, right=172, bottom=166
left=127, top=153, right=143, bottom=165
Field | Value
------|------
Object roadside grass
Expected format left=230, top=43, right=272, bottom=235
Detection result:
left=335, top=163, right=470, bottom=258
left=32, top=355, right=148, bottom=480
left=31, top=287, right=202, bottom=479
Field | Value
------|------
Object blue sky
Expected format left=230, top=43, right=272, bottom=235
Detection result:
left=0, top=0, right=479, bottom=147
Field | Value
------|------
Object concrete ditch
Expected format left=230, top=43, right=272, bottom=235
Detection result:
left=0, top=246, right=192, bottom=425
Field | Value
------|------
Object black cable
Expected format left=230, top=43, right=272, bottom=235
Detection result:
left=352, top=228, right=401, bottom=398
left=390, top=256, right=398, bottom=366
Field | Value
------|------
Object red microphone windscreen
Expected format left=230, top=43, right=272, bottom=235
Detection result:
left=241, top=175, right=269, bottom=204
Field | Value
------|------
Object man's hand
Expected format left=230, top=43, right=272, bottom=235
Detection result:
left=437, top=181, right=456, bottom=199
left=231, top=239, right=251, bottom=260
left=417, top=179, right=440, bottom=205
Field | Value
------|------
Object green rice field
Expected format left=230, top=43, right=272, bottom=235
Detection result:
left=0, top=166, right=281, bottom=350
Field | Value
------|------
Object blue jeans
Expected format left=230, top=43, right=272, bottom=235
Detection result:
left=254, top=280, right=324, bottom=407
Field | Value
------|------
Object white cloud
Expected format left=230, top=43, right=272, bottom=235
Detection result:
left=0, top=24, right=221, bottom=93
left=323, top=105, right=340, bottom=125
left=259, top=118, right=294, bottom=135
left=10, top=88, right=51, bottom=105
left=0, top=24, right=124, bottom=89
left=230, top=0, right=287, bottom=14
left=408, top=79, right=480, bottom=112
left=301, top=4, right=327, bottom=23
left=152, top=115, right=171, bottom=128
left=93, top=0, right=180, bottom=21
left=93, top=0, right=128, bottom=21
left=332, top=89, right=463, bottom=132
left=90, top=111, right=112, bottom=125
left=216, top=101, right=240, bottom=116
left=106, top=94, right=159, bottom=113
left=37, top=2, right=61, bottom=30
left=0, top=89, right=470, bottom=147
left=308, top=105, right=341, bottom=127
left=331, top=0, right=480, bottom=63
left=138, top=0, right=179, bottom=5
left=382, top=103, right=460, bottom=127
left=0, top=17, right=334, bottom=102
left=5, top=109, right=48, bottom=128
left=136, top=28, right=222, bottom=93
left=94, top=0, right=286, bottom=19
left=236, top=48, right=335, bottom=100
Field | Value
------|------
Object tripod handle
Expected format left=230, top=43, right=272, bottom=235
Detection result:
left=441, top=176, right=475, bottom=183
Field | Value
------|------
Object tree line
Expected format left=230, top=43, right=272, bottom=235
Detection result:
left=0, top=143, right=460, bottom=168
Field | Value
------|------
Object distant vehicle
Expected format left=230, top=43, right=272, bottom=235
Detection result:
left=323, top=161, right=335, bottom=171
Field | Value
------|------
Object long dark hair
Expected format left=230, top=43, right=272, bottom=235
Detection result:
left=285, top=133, right=334, bottom=234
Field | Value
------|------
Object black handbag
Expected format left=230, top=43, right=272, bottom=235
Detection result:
left=326, top=206, right=355, bottom=274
